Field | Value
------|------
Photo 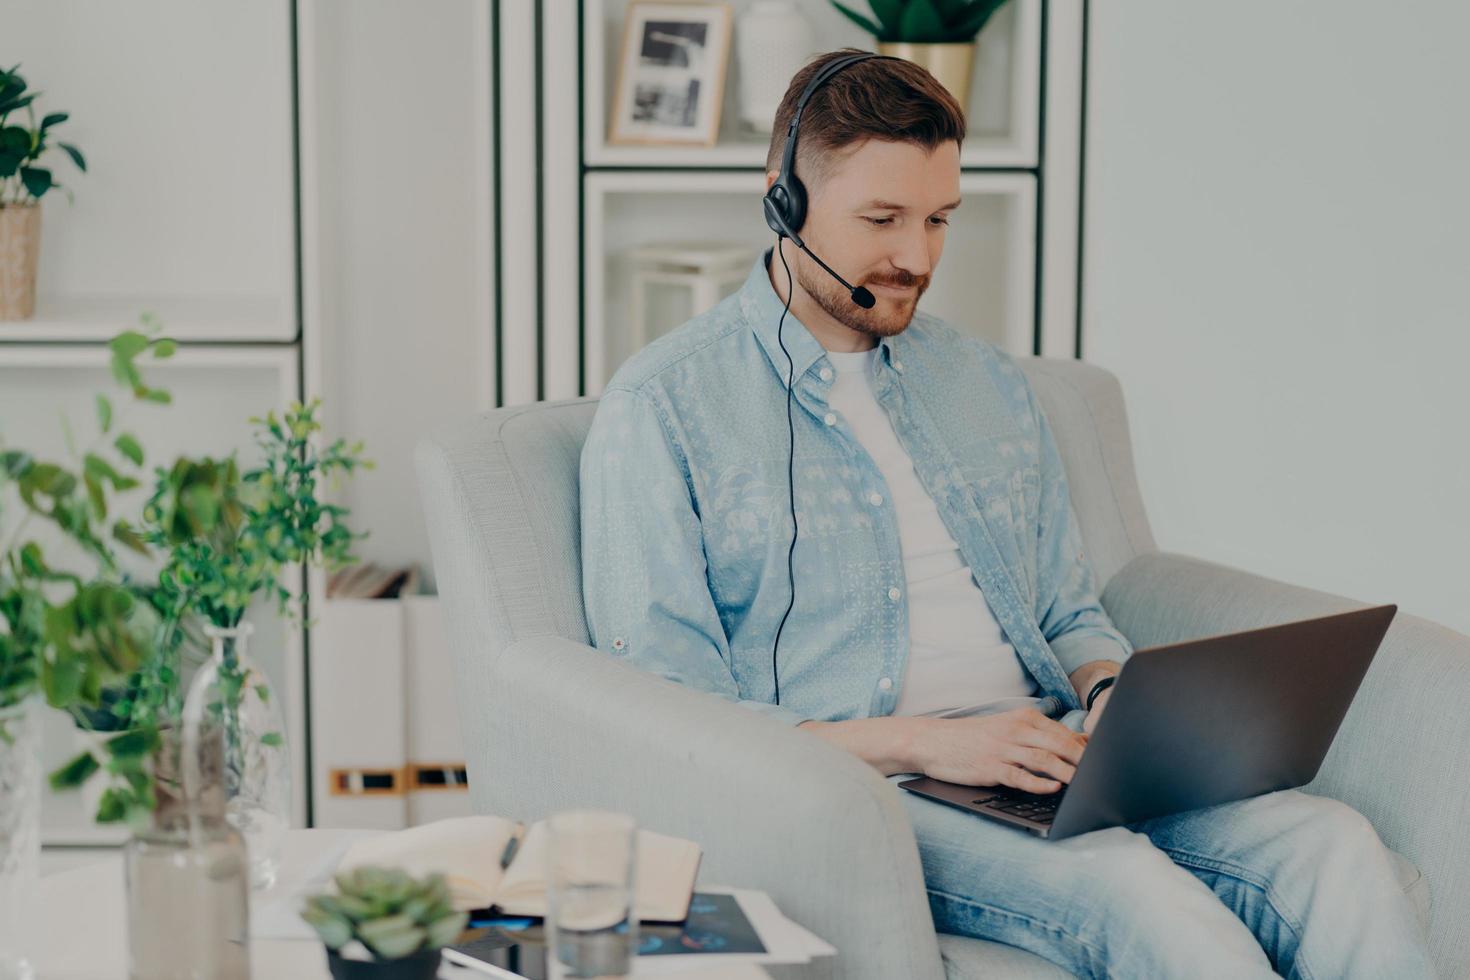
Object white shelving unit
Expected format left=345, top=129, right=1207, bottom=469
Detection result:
left=536, top=0, right=1087, bottom=402
left=583, top=169, right=1036, bottom=394
left=581, top=0, right=1042, bottom=169
left=3, top=0, right=297, bottom=343
left=4, top=1, right=307, bottom=843
left=0, top=346, right=305, bottom=842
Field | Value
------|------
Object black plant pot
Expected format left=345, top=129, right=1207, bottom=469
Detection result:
left=324, top=947, right=444, bottom=980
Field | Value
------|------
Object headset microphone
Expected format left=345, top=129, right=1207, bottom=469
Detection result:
left=801, top=242, right=876, bottom=309
left=761, top=52, right=897, bottom=705
left=760, top=196, right=876, bottom=310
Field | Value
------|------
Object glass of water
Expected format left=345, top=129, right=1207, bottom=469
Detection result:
left=545, top=809, right=638, bottom=978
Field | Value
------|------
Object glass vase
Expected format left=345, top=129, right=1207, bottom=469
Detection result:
left=185, top=622, right=291, bottom=890
left=125, top=722, right=250, bottom=980
left=0, top=696, right=41, bottom=980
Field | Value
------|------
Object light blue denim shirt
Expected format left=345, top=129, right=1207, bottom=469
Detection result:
left=579, top=249, right=1133, bottom=727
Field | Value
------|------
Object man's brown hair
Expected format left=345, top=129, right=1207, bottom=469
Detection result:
left=765, top=48, right=967, bottom=184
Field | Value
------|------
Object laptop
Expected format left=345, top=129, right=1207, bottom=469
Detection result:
left=898, top=604, right=1397, bottom=840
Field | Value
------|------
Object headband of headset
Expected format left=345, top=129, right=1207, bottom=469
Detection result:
left=766, top=52, right=897, bottom=242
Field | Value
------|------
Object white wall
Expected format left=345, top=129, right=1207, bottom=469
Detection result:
left=1084, top=0, right=1470, bottom=635
left=305, top=0, right=495, bottom=591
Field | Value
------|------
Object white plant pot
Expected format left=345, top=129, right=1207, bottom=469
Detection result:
left=735, top=1, right=815, bottom=135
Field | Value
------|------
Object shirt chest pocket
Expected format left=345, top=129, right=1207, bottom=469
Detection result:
left=960, top=464, right=1042, bottom=596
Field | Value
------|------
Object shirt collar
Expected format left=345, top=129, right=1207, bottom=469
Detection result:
left=738, top=247, right=899, bottom=391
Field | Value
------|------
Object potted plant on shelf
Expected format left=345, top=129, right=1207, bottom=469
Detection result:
left=302, top=866, right=469, bottom=980
left=0, top=63, right=87, bottom=320
left=829, top=0, right=1013, bottom=113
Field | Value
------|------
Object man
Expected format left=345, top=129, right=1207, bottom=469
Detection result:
left=579, top=49, right=1433, bottom=977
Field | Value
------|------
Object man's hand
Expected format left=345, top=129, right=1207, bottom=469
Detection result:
left=910, top=708, right=1088, bottom=794
left=1068, top=659, right=1122, bottom=737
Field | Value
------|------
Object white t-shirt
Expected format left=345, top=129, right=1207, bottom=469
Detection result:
left=823, top=345, right=1039, bottom=716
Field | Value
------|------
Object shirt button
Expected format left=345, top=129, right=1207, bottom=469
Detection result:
left=868, top=492, right=883, bottom=506
left=887, top=586, right=901, bottom=601
left=824, top=412, right=837, bottom=426
left=878, top=677, right=893, bottom=690
left=819, top=367, right=833, bottom=381
left=893, top=361, right=904, bottom=372
left=611, top=637, right=626, bottom=652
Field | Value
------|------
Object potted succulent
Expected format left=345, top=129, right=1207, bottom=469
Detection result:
left=0, top=64, right=87, bottom=320
left=302, top=866, right=470, bottom=980
left=830, top=0, right=1013, bottom=113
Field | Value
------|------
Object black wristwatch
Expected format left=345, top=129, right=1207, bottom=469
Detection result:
left=1085, top=675, right=1117, bottom=711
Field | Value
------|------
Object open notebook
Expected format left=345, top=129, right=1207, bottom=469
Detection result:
left=335, top=815, right=702, bottom=923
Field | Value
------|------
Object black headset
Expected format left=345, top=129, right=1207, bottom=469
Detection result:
left=762, top=52, right=896, bottom=311
left=763, top=52, right=899, bottom=706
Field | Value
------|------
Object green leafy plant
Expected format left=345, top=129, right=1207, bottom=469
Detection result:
left=37, top=326, right=370, bottom=828
left=148, top=400, right=367, bottom=769
left=830, top=0, right=1011, bottom=43
left=301, top=867, right=468, bottom=961
left=1, top=319, right=174, bottom=749
left=146, top=400, right=368, bottom=632
left=0, top=63, right=86, bottom=206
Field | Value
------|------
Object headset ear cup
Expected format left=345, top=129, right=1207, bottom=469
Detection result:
left=762, top=177, right=808, bottom=240
left=782, top=174, right=807, bottom=235
left=762, top=188, right=791, bottom=238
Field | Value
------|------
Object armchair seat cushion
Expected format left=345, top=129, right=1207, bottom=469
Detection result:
left=935, top=846, right=1427, bottom=978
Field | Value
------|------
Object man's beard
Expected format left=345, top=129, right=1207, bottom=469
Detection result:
left=796, top=255, right=931, bottom=338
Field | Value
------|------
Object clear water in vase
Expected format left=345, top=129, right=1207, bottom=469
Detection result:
left=125, top=722, right=250, bottom=980
left=186, top=622, right=291, bottom=891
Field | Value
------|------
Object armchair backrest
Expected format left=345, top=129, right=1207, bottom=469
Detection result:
left=415, top=356, right=1155, bottom=666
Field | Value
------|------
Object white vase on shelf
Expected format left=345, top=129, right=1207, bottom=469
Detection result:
left=735, top=1, right=814, bottom=135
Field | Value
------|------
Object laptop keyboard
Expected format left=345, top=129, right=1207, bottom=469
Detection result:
left=974, top=788, right=1067, bottom=824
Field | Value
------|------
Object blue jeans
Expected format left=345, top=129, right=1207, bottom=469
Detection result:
left=887, top=708, right=1435, bottom=978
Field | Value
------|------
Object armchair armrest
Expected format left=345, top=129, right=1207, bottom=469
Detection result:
left=1101, top=552, right=1470, bottom=977
left=465, top=633, right=946, bottom=980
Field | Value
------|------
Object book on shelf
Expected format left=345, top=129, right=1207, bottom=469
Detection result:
left=327, top=561, right=421, bottom=599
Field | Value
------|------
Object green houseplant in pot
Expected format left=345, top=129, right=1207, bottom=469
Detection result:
left=302, top=866, right=469, bottom=980
left=829, top=0, right=1013, bottom=113
left=0, top=64, right=87, bottom=320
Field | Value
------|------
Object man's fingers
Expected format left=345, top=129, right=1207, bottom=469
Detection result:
left=998, top=764, right=1062, bottom=795
left=1005, top=745, right=1077, bottom=785
left=1013, top=720, right=1087, bottom=766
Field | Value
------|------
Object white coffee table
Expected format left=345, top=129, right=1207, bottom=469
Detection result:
left=34, top=828, right=775, bottom=979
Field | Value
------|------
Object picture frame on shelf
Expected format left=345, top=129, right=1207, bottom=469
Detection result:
left=610, top=1, right=733, bottom=147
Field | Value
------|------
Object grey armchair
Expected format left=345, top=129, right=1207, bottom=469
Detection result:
left=416, top=357, right=1465, bottom=979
